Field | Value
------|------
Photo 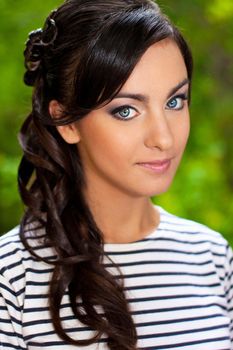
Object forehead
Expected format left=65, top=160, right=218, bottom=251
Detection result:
left=121, top=38, right=187, bottom=95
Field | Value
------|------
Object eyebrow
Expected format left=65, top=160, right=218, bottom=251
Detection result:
left=113, top=78, right=190, bottom=103
left=167, top=78, right=189, bottom=98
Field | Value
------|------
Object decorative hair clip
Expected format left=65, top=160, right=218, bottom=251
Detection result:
left=24, top=10, right=58, bottom=73
left=24, top=29, right=43, bottom=72
left=41, top=16, right=58, bottom=46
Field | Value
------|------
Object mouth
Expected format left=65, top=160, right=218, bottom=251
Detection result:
left=136, top=159, right=172, bottom=174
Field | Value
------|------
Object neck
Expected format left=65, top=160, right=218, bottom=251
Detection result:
left=83, top=182, right=160, bottom=244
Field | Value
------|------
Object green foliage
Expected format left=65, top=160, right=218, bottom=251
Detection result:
left=155, top=0, right=233, bottom=244
left=0, top=0, right=61, bottom=233
left=0, top=0, right=232, bottom=245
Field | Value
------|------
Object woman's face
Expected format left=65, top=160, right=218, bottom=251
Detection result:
left=69, top=38, right=190, bottom=198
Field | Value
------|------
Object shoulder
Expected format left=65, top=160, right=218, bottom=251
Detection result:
left=0, top=227, right=30, bottom=308
left=0, top=225, right=55, bottom=307
left=0, top=227, right=26, bottom=271
left=0, top=227, right=37, bottom=290
left=157, top=205, right=228, bottom=249
left=155, top=206, right=233, bottom=284
left=0, top=225, right=54, bottom=278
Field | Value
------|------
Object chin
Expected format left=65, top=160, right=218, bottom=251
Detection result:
left=141, top=178, right=175, bottom=197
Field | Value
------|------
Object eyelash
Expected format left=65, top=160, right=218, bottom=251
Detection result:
left=166, top=93, right=188, bottom=110
left=110, top=105, right=138, bottom=121
left=110, top=93, right=189, bottom=121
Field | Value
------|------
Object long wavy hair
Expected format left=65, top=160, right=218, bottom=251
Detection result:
left=18, top=0, right=193, bottom=349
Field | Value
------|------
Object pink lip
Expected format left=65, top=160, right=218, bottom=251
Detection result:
left=137, top=159, right=171, bottom=173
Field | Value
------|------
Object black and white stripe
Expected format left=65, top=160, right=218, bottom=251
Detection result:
left=1, top=206, right=233, bottom=349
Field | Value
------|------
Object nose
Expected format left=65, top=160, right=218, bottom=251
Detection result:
left=144, top=109, right=174, bottom=151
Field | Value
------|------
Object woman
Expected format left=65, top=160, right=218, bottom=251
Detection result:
left=0, top=0, right=232, bottom=349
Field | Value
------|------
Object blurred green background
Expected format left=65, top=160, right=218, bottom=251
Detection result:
left=0, top=0, right=232, bottom=243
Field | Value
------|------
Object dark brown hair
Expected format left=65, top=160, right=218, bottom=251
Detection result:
left=19, top=0, right=193, bottom=349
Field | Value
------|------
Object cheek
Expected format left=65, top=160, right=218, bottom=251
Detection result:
left=99, top=130, right=136, bottom=164
left=78, top=121, right=136, bottom=167
left=173, top=113, right=190, bottom=150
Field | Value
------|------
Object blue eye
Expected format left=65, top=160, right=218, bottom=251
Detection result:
left=110, top=105, right=138, bottom=120
left=166, top=94, right=188, bottom=110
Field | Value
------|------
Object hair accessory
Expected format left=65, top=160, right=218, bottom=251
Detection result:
left=24, top=11, right=58, bottom=73
left=24, top=29, right=43, bottom=72
left=41, top=15, right=58, bottom=46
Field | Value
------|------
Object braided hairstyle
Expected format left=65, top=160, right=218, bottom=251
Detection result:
left=19, top=0, right=193, bottom=348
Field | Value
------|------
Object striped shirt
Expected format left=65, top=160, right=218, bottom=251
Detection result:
left=1, top=206, right=233, bottom=349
